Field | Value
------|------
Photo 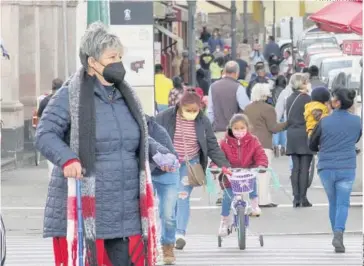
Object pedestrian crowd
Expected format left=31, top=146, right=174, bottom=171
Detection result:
left=34, top=22, right=361, bottom=265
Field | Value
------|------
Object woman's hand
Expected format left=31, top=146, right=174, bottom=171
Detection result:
left=63, top=161, right=83, bottom=178
left=257, top=166, right=267, bottom=173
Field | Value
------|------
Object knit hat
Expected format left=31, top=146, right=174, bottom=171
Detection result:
left=311, top=86, right=330, bottom=103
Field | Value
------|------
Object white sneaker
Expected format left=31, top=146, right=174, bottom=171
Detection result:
left=250, top=206, right=261, bottom=217
left=218, top=217, right=229, bottom=237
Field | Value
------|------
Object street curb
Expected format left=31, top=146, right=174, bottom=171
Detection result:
left=1, top=152, right=39, bottom=172
left=254, top=231, right=362, bottom=236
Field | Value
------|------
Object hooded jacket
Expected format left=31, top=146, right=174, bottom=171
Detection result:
left=218, top=131, right=268, bottom=189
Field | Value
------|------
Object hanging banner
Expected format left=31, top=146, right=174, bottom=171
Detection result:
left=109, top=0, right=154, bottom=114
left=342, top=40, right=362, bottom=56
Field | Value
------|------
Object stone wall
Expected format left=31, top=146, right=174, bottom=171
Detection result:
left=1, top=0, right=78, bottom=158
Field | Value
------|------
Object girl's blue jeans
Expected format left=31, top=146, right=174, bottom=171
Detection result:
left=319, top=169, right=355, bottom=232
left=221, top=181, right=258, bottom=217
left=152, top=172, right=179, bottom=245
left=175, top=157, right=200, bottom=236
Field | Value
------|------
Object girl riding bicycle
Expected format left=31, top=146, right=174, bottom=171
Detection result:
left=215, top=114, right=268, bottom=237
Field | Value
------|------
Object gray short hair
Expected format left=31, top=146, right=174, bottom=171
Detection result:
left=224, top=61, right=240, bottom=75
left=79, top=21, right=123, bottom=68
left=250, top=83, right=271, bottom=102
left=290, top=73, right=309, bottom=91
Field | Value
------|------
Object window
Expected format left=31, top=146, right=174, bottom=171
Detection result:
left=321, top=60, right=353, bottom=79
left=300, top=37, right=338, bottom=53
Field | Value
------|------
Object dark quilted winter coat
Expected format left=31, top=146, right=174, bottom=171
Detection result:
left=35, top=80, right=168, bottom=239
left=218, top=131, right=268, bottom=189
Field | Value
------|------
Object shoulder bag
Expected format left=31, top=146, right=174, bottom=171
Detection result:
left=181, top=121, right=206, bottom=187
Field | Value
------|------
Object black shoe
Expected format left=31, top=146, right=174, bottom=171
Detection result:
left=293, top=201, right=300, bottom=208
left=273, top=146, right=280, bottom=158
left=216, top=197, right=222, bottom=206
left=301, top=200, right=313, bottom=207
left=259, top=203, right=278, bottom=208
left=175, top=237, right=186, bottom=250
left=332, top=231, right=345, bottom=253
left=280, top=146, right=286, bottom=156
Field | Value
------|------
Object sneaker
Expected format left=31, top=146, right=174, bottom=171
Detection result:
left=175, top=235, right=186, bottom=250
left=249, top=198, right=261, bottom=217
left=273, top=146, right=280, bottom=158
left=215, top=197, right=222, bottom=205
left=332, top=231, right=345, bottom=253
left=218, top=216, right=229, bottom=237
left=162, top=244, right=176, bottom=265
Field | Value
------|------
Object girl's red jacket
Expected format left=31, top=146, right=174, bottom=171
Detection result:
left=217, top=132, right=268, bottom=189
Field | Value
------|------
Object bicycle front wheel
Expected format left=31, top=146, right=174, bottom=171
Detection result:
left=237, top=205, right=246, bottom=250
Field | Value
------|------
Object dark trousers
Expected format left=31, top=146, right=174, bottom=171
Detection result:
left=105, top=238, right=134, bottom=266
left=290, top=154, right=313, bottom=202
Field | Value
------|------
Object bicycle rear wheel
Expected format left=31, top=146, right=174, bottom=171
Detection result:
left=236, top=206, right=246, bottom=250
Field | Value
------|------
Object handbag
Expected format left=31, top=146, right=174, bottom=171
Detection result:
left=181, top=123, right=206, bottom=187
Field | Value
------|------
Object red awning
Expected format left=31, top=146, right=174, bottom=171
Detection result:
left=309, top=0, right=362, bottom=35
left=351, top=13, right=363, bottom=35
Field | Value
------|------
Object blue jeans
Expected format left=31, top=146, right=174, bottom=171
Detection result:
left=221, top=181, right=258, bottom=217
left=319, top=169, right=355, bottom=232
left=175, top=158, right=199, bottom=236
left=153, top=172, right=179, bottom=245
left=273, top=131, right=287, bottom=147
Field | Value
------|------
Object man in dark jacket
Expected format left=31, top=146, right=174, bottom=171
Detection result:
left=309, top=65, right=327, bottom=90
left=200, top=26, right=211, bottom=43
left=37, top=78, right=63, bottom=118
left=264, top=36, right=281, bottom=61
left=247, top=66, right=269, bottom=99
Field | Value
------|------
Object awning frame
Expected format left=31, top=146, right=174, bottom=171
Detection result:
left=154, top=24, right=184, bottom=52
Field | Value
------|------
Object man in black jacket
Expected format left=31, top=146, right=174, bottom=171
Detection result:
left=37, top=78, right=63, bottom=118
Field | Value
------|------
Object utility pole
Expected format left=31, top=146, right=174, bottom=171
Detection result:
left=231, top=0, right=237, bottom=60
left=187, top=1, right=197, bottom=87
left=289, top=17, right=296, bottom=73
left=272, top=0, right=276, bottom=39
left=243, top=0, right=248, bottom=40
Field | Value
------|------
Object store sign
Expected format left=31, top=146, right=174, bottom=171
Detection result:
left=110, top=1, right=154, bottom=25
left=342, top=40, right=362, bottom=56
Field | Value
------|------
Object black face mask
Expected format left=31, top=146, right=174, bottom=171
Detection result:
left=101, top=62, right=126, bottom=84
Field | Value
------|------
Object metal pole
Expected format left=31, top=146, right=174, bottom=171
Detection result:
left=272, top=0, right=276, bottom=39
left=262, top=6, right=266, bottom=45
left=243, top=0, right=248, bottom=40
left=188, top=1, right=196, bottom=87
left=289, top=17, right=295, bottom=73
left=231, top=0, right=237, bottom=60
left=62, top=0, right=69, bottom=78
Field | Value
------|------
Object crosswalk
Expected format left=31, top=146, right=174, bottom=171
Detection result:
left=5, top=234, right=362, bottom=265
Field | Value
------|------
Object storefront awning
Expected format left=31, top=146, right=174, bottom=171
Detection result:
left=154, top=24, right=183, bottom=52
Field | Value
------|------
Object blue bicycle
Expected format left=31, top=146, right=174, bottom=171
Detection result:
left=208, top=168, right=264, bottom=250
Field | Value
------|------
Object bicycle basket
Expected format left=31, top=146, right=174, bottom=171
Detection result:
left=228, top=170, right=257, bottom=195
